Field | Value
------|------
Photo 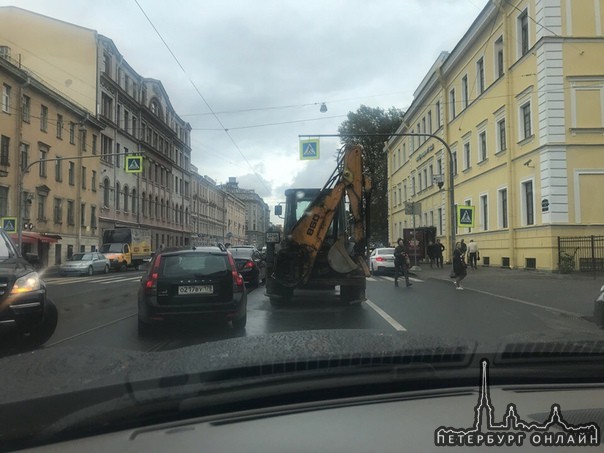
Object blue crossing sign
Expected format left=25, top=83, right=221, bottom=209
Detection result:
left=1, top=217, right=17, bottom=233
left=457, top=205, right=475, bottom=228
left=126, top=156, right=143, bottom=173
left=299, top=139, right=320, bottom=160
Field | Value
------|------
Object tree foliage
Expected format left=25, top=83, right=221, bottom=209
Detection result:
left=338, top=105, right=403, bottom=243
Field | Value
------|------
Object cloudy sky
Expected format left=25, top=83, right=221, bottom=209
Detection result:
left=2, top=0, right=489, bottom=212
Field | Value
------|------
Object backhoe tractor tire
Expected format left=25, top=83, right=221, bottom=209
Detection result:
left=340, top=285, right=365, bottom=306
left=267, top=277, right=293, bottom=307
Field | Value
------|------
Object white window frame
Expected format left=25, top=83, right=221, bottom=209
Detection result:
left=479, top=193, right=489, bottom=231
left=463, top=140, right=471, bottom=171
left=461, top=75, right=469, bottom=109
left=520, top=177, right=536, bottom=226
left=497, top=186, right=509, bottom=229
left=2, top=84, right=10, bottom=113
left=449, top=89, right=456, bottom=119
left=478, top=130, right=487, bottom=162
left=476, top=58, right=485, bottom=94
left=517, top=8, right=530, bottom=59
left=496, top=116, right=507, bottom=153
left=519, top=101, right=533, bottom=141
left=494, top=36, right=504, bottom=78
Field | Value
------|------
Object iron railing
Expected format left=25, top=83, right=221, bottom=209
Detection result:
left=558, top=235, right=604, bottom=274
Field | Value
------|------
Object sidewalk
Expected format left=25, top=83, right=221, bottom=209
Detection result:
left=412, top=263, right=603, bottom=320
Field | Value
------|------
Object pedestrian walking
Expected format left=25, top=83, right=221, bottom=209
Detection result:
left=393, top=238, right=412, bottom=288
left=435, top=238, right=445, bottom=268
left=427, top=240, right=435, bottom=268
left=467, top=239, right=479, bottom=269
left=460, top=238, right=467, bottom=258
left=452, top=242, right=467, bottom=290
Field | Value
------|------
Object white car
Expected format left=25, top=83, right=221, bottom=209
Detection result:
left=369, top=247, right=396, bottom=275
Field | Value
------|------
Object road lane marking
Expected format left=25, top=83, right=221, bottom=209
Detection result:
left=434, top=278, right=585, bottom=318
left=364, top=298, right=407, bottom=331
left=369, top=276, right=424, bottom=283
left=46, top=312, right=137, bottom=347
left=100, top=276, right=142, bottom=284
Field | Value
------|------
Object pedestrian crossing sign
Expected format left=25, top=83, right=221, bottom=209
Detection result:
left=299, top=139, right=320, bottom=160
left=457, top=205, right=475, bottom=228
left=125, top=156, right=143, bottom=173
left=1, top=217, right=17, bottom=233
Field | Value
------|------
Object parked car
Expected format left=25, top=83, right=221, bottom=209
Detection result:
left=137, top=245, right=247, bottom=336
left=229, top=246, right=266, bottom=287
left=0, top=229, right=58, bottom=347
left=60, top=252, right=110, bottom=276
left=369, top=247, right=396, bottom=275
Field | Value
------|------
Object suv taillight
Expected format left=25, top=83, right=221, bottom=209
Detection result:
left=228, top=253, right=244, bottom=292
left=244, top=260, right=254, bottom=268
left=144, top=254, right=162, bottom=295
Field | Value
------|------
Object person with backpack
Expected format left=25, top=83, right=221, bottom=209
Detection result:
left=394, top=238, right=412, bottom=288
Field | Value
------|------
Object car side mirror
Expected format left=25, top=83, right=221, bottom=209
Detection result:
left=274, top=205, right=282, bottom=216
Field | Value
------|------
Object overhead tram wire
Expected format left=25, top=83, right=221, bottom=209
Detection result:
left=132, top=0, right=271, bottom=194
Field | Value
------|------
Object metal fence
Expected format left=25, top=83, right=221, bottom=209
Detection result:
left=557, top=236, right=604, bottom=273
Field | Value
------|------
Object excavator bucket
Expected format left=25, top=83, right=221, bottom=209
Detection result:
left=327, top=238, right=358, bottom=274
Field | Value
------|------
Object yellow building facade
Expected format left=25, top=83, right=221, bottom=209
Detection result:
left=387, top=0, right=604, bottom=271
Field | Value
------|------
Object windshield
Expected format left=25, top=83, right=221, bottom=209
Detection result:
left=100, top=244, right=123, bottom=253
left=2, top=0, right=604, bottom=449
left=69, top=253, right=92, bottom=262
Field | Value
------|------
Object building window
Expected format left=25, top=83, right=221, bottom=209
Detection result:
left=40, top=105, right=48, bottom=131
left=69, top=122, right=75, bottom=144
left=449, top=89, right=456, bottom=119
left=131, top=189, right=136, bottom=213
left=56, top=114, right=63, bottom=138
left=436, top=101, right=441, bottom=127
left=92, top=170, right=97, bottom=192
left=497, top=118, right=506, bottom=152
left=463, top=142, right=471, bottom=170
left=498, top=188, right=508, bottom=229
left=0, top=135, right=9, bottom=166
left=461, top=75, right=469, bottom=109
left=92, top=134, right=98, bottom=155
left=522, top=180, right=534, bottom=226
left=101, top=135, right=112, bottom=163
left=101, top=93, right=113, bottom=120
left=1, top=84, right=10, bottom=113
left=67, top=200, right=74, bottom=225
left=438, top=208, right=443, bottom=235
left=423, top=168, right=428, bottom=189
left=520, top=102, right=532, bottom=140
left=452, top=149, right=458, bottom=175
left=518, top=9, right=529, bottom=57
left=55, top=244, right=62, bottom=265
left=427, top=111, right=432, bottom=133
left=53, top=198, right=62, bottom=224
left=39, top=148, right=47, bottom=177
left=478, top=131, right=487, bottom=162
left=91, top=205, right=97, bottom=228
left=82, top=167, right=86, bottom=189
left=123, top=186, right=129, bottom=212
left=81, top=203, right=86, bottom=226
left=55, top=158, right=62, bottom=182
left=103, top=178, right=110, bottom=207
left=115, top=143, right=120, bottom=168
left=21, top=95, right=31, bottom=122
left=68, top=161, right=75, bottom=185
left=480, top=194, right=488, bottom=230
left=20, top=143, right=29, bottom=171
left=37, top=194, right=47, bottom=220
left=116, top=182, right=121, bottom=211
left=495, top=36, right=504, bottom=78
left=476, top=58, right=485, bottom=94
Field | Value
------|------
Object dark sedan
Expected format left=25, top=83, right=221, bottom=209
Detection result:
left=137, top=245, right=247, bottom=335
left=229, top=246, right=266, bottom=287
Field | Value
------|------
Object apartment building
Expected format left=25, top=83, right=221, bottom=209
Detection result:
left=221, top=177, right=270, bottom=247
left=190, top=167, right=226, bottom=245
left=0, top=53, right=103, bottom=267
left=0, top=7, right=193, bottom=251
left=386, top=0, right=604, bottom=270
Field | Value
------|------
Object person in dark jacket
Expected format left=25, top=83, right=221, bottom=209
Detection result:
left=427, top=241, right=435, bottom=268
left=393, top=238, right=412, bottom=288
left=435, top=239, right=445, bottom=268
left=452, top=242, right=467, bottom=290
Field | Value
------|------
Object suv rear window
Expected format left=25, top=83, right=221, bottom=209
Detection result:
left=160, top=254, right=228, bottom=278
left=378, top=248, right=395, bottom=255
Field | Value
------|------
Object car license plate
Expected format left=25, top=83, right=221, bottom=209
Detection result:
left=178, top=285, right=213, bottom=295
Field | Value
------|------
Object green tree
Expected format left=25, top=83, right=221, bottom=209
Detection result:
left=338, top=105, right=403, bottom=243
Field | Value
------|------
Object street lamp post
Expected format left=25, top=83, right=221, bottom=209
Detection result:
left=298, top=133, right=456, bottom=262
